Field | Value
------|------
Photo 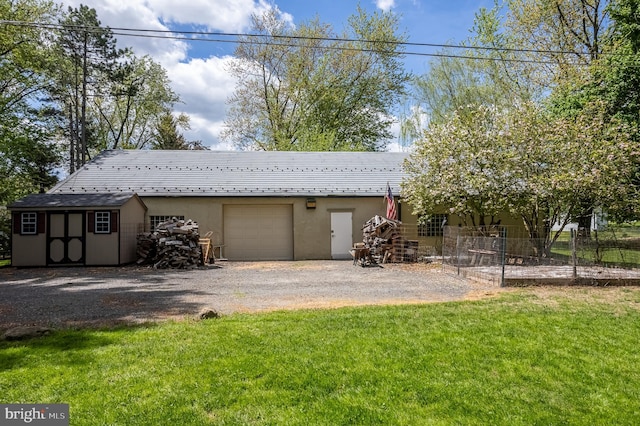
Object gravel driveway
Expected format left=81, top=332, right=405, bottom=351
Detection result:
left=0, top=261, right=497, bottom=330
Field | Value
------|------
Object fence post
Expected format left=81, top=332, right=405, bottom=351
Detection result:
left=571, top=228, right=577, bottom=279
left=456, top=232, right=461, bottom=276
left=500, top=227, right=507, bottom=287
left=441, top=228, right=446, bottom=269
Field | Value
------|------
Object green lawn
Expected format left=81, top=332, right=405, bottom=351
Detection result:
left=2, top=290, right=640, bottom=425
left=551, top=242, right=640, bottom=266
left=550, top=228, right=640, bottom=267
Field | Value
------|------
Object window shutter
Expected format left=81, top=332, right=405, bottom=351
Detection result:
left=13, top=213, right=21, bottom=234
left=88, top=211, right=95, bottom=233
left=111, top=211, right=118, bottom=233
left=37, top=212, right=46, bottom=234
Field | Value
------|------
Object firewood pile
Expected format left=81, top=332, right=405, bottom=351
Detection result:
left=360, top=215, right=418, bottom=263
left=137, top=218, right=202, bottom=269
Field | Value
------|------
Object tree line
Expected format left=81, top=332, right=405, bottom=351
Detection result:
left=0, top=1, right=409, bottom=254
left=401, top=0, right=640, bottom=253
left=0, top=0, right=201, bottom=207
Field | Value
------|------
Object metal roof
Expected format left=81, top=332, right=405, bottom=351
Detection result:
left=8, top=192, right=145, bottom=209
left=50, top=150, right=409, bottom=197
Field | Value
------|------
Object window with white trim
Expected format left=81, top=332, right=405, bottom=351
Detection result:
left=150, top=215, right=185, bottom=231
left=21, top=212, right=37, bottom=235
left=95, top=211, right=111, bottom=234
left=418, top=214, right=448, bottom=237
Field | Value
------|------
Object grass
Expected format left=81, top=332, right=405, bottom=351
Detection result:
left=0, top=259, right=9, bottom=267
left=550, top=229, right=640, bottom=267
left=2, top=291, right=640, bottom=425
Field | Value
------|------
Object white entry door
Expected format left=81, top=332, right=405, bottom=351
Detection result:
left=331, top=212, right=353, bottom=260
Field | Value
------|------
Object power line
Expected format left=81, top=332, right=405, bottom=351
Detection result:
left=107, top=30, right=574, bottom=66
left=1, top=19, right=590, bottom=55
left=0, top=19, right=626, bottom=67
left=103, top=23, right=588, bottom=58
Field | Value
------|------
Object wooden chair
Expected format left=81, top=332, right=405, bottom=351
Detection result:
left=210, top=231, right=226, bottom=261
left=199, top=231, right=214, bottom=264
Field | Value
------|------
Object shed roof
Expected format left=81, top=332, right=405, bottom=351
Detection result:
left=50, top=150, right=409, bottom=197
left=8, top=192, right=146, bottom=210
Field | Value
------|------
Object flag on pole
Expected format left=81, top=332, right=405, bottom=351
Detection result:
left=384, top=182, right=397, bottom=221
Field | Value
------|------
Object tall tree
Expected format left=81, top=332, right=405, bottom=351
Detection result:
left=222, top=6, right=409, bottom=151
left=0, top=0, right=61, bottom=205
left=405, top=0, right=620, bottom=232
left=576, top=0, right=640, bottom=221
left=402, top=101, right=636, bottom=256
left=151, top=112, right=204, bottom=150
left=92, top=53, right=181, bottom=150
left=501, top=0, right=607, bottom=88
left=401, top=5, right=539, bottom=141
left=406, top=0, right=610, bottom=131
left=54, top=4, right=123, bottom=172
left=596, top=0, right=640, bottom=133
left=0, top=0, right=56, bottom=121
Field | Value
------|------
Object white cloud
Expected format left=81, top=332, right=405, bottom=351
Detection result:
left=147, top=0, right=271, bottom=32
left=168, top=56, right=237, bottom=149
left=64, top=0, right=274, bottom=33
left=375, top=0, right=395, bottom=12
left=61, top=0, right=275, bottom=60
left=60, top=0, right=263, bottom=149
left=385, top=118, right=407, bottom=152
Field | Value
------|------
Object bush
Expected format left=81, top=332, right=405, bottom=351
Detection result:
left=0, top=209, right=10, bottom=259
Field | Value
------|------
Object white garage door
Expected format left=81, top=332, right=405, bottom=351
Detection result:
left=223, top=205, right=294, bottom=261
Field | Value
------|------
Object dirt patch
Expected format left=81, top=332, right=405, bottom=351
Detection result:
left=502, top=285, right=640, bottom=309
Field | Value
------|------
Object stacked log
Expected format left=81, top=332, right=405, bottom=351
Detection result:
left=137, top=218, right=202, bottom=269
left=361, top=215, right=418, bottom=263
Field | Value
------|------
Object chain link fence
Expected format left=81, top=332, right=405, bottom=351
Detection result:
left=442, top=226, right=640, bottom=286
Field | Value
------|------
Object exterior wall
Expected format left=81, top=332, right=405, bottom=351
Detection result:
left=399, top=202, right=524, bottom=253
left=140, top=196, right=533, bottom=260
left=12, top=228, right=47, bottom=267
left=140, top=196, right=390, bottom=260
left=86, top=228, right=118, bottom=265
left=119, top=198, right=147, bottom=264
left=85, top=199, right=146, bottom=265
left=295, top=197, right=387, bottom=260
left=11, top=194, right=531, bottom=264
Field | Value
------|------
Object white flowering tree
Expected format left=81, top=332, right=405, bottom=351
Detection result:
left=402, top=101, right=636, bottom=256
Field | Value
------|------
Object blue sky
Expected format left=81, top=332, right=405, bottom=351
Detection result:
left=60, top=0, right=495, bottom=150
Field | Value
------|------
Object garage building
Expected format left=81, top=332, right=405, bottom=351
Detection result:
left=44, top=150, right=410, bottom=261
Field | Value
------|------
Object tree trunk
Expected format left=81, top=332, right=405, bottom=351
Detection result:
left=80, top=32, right=88, bottom=167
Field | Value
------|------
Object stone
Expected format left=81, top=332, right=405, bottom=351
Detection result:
left=198, top=307, right=220, bottom=320
left=3, top=326, right=53, bottom=341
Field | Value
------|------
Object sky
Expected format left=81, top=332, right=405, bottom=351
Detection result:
left=58, top=0, right=495, bottom=151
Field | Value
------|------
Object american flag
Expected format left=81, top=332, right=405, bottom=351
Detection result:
left=384, top=183, right=397, bottom=220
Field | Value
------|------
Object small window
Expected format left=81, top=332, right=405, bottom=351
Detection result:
left=21, top=212, right=37, bottom=235
left=418, top=214, right=448, bottom=237
left=150, top=215, right=185, bottom=231
left=95, top=211, right=111, bottom=234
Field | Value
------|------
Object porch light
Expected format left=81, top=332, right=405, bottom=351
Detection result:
left=306, top=198, right=316, bottom=209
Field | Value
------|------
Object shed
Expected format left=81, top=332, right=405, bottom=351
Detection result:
left=8, top=193, right=147, bottom=267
